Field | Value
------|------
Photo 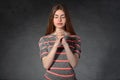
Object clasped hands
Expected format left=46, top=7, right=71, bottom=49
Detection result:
left=54, top=30, right=68, bottom=47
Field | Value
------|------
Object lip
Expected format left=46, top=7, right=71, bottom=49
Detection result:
left=57, top=23, right=63, bottom=25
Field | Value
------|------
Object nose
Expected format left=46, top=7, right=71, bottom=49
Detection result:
left=58, top=17, right=62, bottom=22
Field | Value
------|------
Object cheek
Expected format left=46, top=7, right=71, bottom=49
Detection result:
left=63, top=19, right=66, bottom=24
left=53, top=19, right=57, bottom=24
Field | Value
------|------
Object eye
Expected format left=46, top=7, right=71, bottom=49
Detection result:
left=54, top=16, right=58, bottom=18
left=54, top=15, right=58, bottom=18
left=61, top=16, right=65, bottom=19
left=62, top=16, right=65, bottom=18
left=61, top=15, right=65, bottom=18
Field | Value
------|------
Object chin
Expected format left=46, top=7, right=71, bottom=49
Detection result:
left=56, top=25, right=65, bottom=28
left=56, top=26, right=64, bottom=29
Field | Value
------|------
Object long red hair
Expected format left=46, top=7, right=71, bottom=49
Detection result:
left=45, top=3, right=76, bottom=35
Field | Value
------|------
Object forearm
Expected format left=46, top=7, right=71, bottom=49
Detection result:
left=64, top=44, right=78, bottom=68
left=42, top=45, right=57, bottom=69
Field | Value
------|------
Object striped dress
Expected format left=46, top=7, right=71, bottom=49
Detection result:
left=38, top=34, right=81, bottom=80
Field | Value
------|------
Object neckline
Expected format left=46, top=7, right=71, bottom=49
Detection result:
left=50, top=32, right=71, bottom=36
left=50, top=34, right=70, bottom=37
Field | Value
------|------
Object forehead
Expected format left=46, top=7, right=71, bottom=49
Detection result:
left=54, top=9, right=65, bottom=15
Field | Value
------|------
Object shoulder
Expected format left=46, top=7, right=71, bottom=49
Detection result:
left=39, top=34, right=53, bottom=42
left=69, top=34, right=81, bottom=40
left=69, top=35, right=81, bottom=45
left=40, top=35, right=49, bottom=40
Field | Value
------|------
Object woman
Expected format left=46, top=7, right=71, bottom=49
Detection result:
left=38, top=3, right=81, bottom=80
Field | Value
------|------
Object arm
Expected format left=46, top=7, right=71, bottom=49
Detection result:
left=42, top=44, right=57, bottom=70
left=42, top=36, right=63, bottom=70
left=63, top=43, right=79, bottom=68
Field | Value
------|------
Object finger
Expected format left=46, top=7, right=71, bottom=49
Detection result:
left=57, top=35, right=64, bottom=39
left=60, top=38, right=63, bottom=42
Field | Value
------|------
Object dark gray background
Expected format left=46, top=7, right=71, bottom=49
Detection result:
left=0, top=0, right=120, bottom=80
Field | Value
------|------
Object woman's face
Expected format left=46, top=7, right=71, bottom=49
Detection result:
left=53, top=9, right=66, bottom=29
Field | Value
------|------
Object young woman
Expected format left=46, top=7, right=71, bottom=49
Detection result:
left=38, top=3, right=81, bottom=80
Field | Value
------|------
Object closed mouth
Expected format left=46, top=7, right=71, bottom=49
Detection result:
left=57, top=23, right=63, bottom=25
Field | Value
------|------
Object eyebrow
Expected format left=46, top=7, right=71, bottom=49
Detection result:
left=54, top=14, right=65, bottom=16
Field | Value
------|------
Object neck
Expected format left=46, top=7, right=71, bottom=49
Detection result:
left=53, top=28, right=70, bottom=36
left=55, top=28, right=64, bottom=32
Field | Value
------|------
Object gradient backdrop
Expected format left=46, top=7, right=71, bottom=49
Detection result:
left=0, top=0, right=120, bottom=80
